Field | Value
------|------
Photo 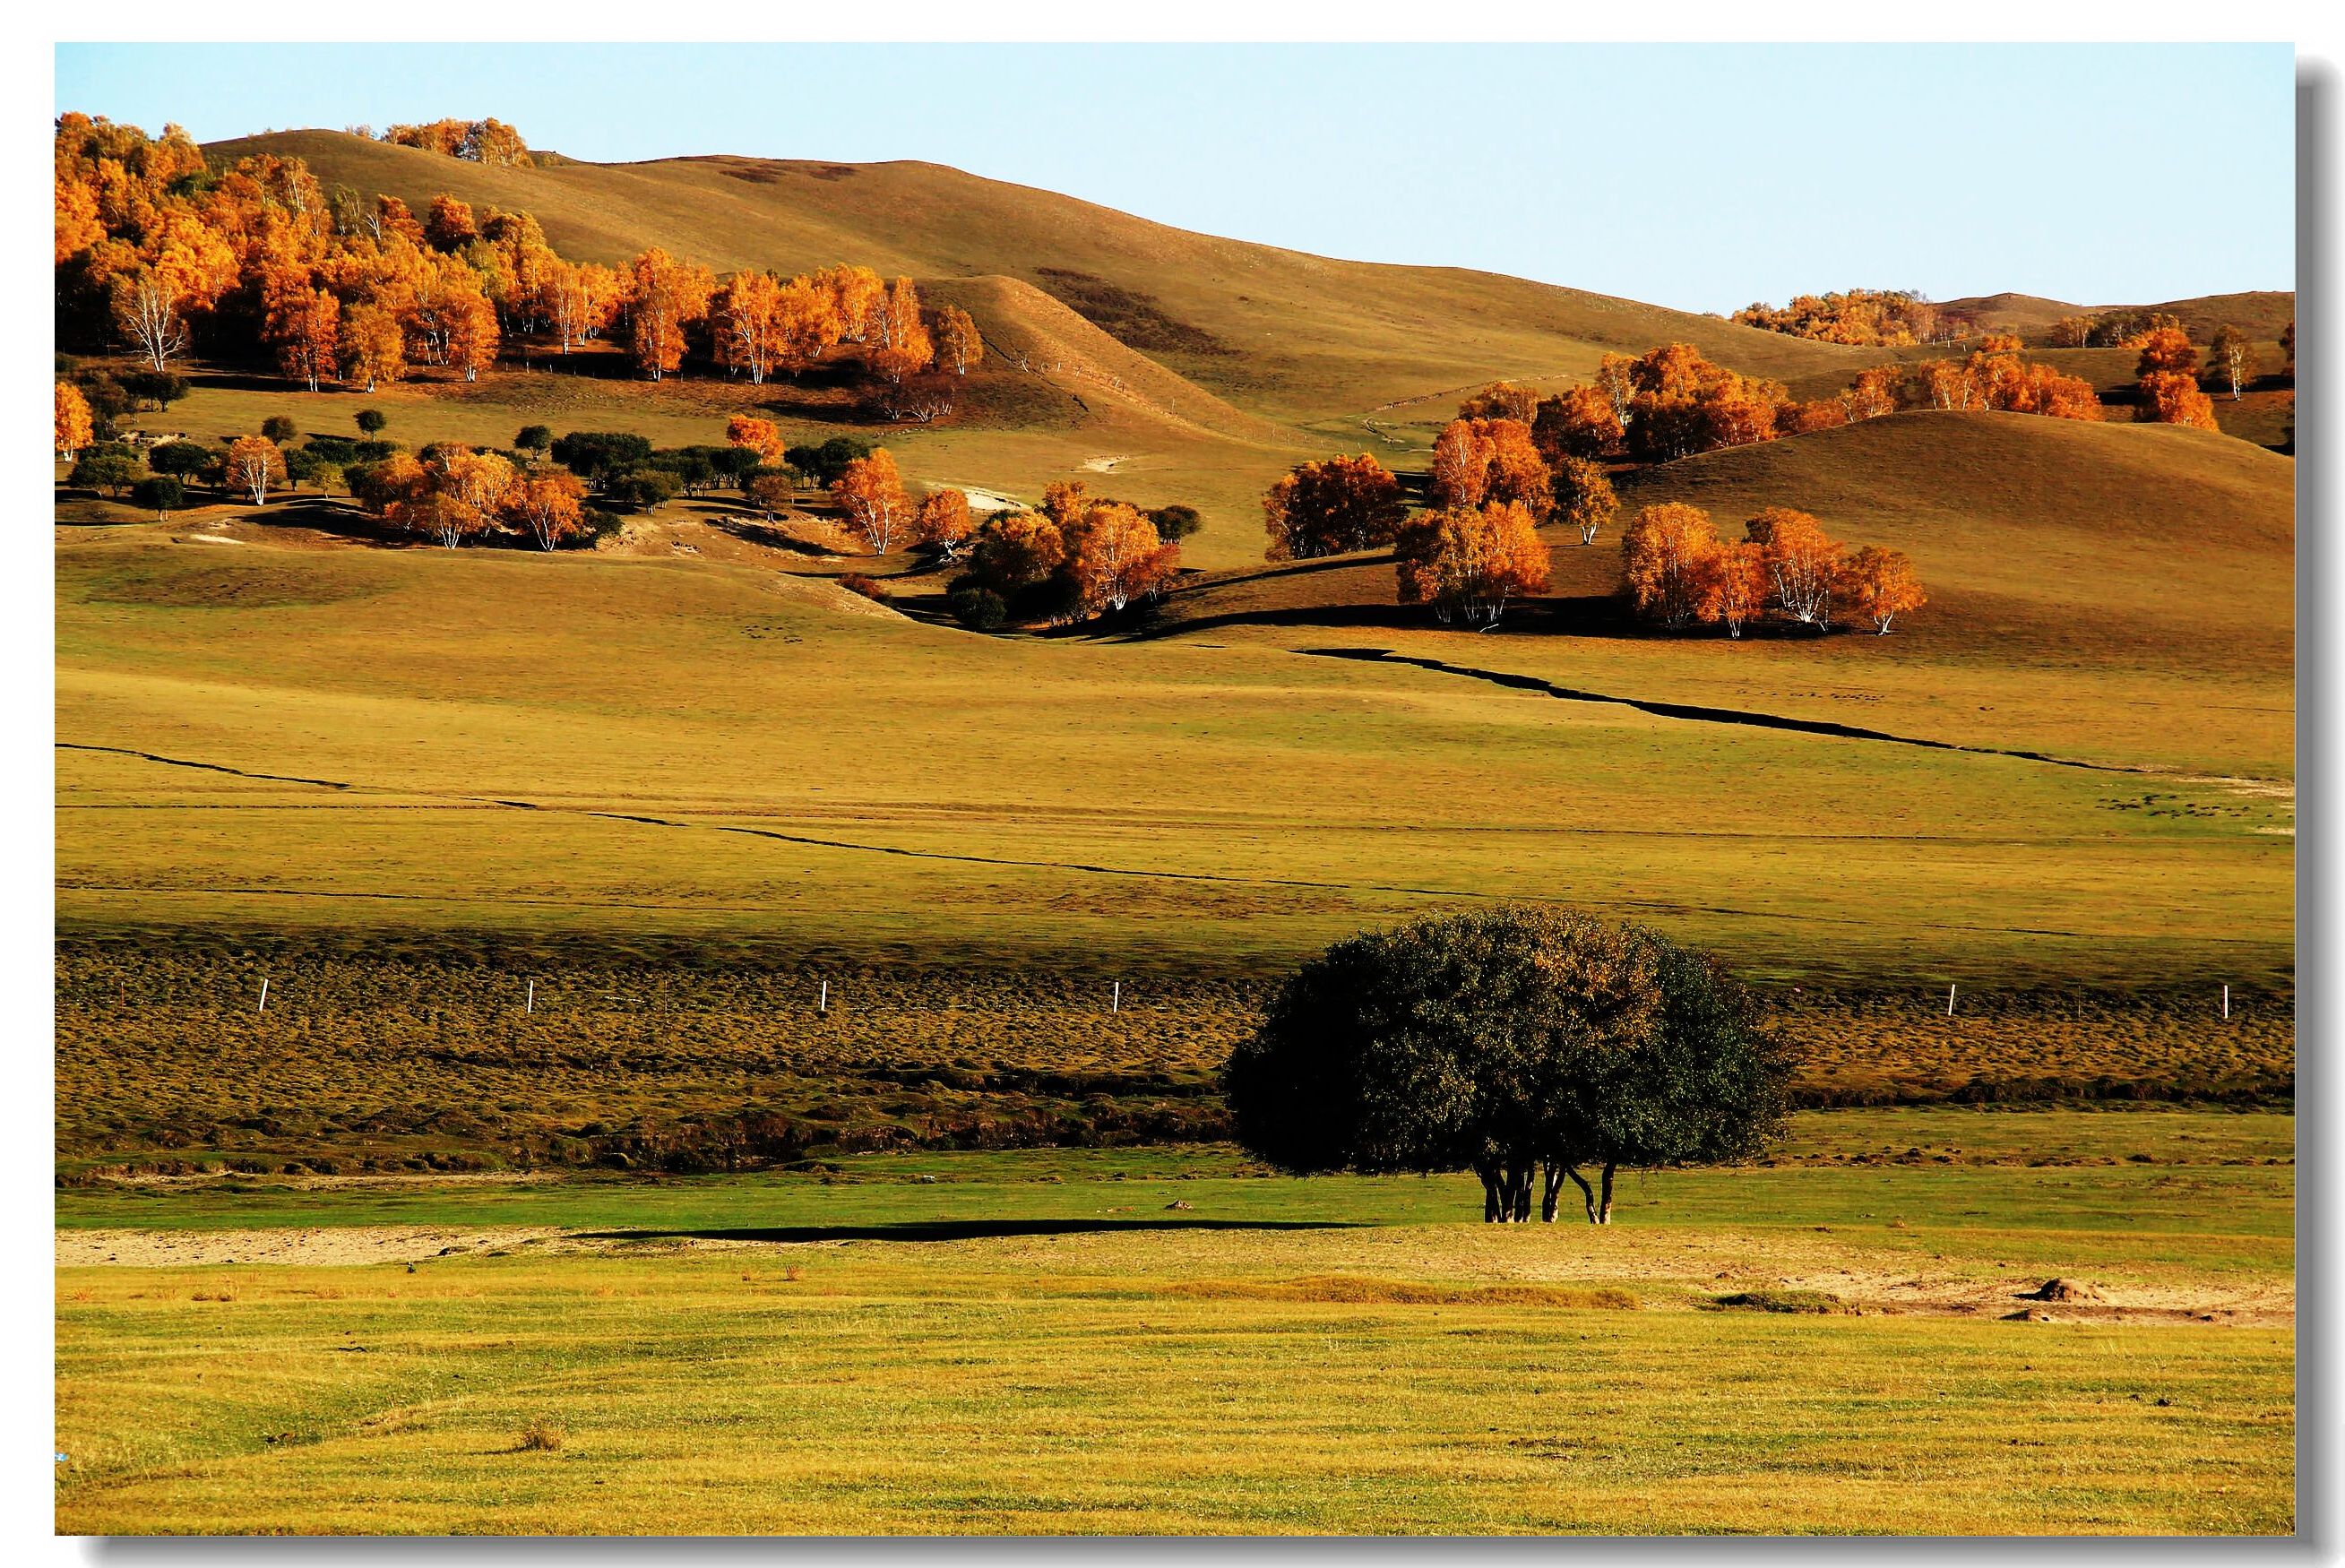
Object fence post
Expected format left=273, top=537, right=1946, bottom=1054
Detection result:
left=818, top=979, right=829, bottom=1015
left=525, top=978, right=534, bottom=1016
left=257, top=977, right=269, bottom=1014
left=1112, top=981, right=1121, bottom=1015
left=1945, top=984, right=1956, bottom=1017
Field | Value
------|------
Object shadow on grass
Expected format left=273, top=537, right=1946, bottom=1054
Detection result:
left=579, top=1218, right=1359, bottom=1245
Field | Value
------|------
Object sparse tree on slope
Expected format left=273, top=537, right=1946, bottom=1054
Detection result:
left=831, top=448, right=913, bottom=553
left=1841, top=546, right=1927, bottom=634
left=1621, top=503, right=1720, bottom=630
left=2207, top=325, right=2259, bottom=401
left=225, top=435, right=288, bottom=505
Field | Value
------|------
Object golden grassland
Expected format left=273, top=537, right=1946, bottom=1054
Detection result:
left=58, top=506, right=2291, bottom=983
left=54, top=1109, right=2295, bottom=1535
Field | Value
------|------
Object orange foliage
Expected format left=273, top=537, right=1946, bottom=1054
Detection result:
left=1530, top=386, right=1623, bottom=462
left=2134, top=327, right=2199, bottom=379
left=1841, top=546, right=1927, bottom=634
left=726, top=417, right=787, bottom=467
left=1262, top=453, right=1405, bottom=560
left=55, top=382, right=93, bottom=460
left=1429, top=418, right=1549, bottom=517
left=1701, top=540, right=1771, bottom=638
left=915, top=488, right=975, bottom=557
left=2136, top=370, right=2220, bottom=431
left=502, top=470, right=590, bottom=551
left=1549, top=454, right=1616, bottom=546
left=625, top=248, right=716, bottom=382
left=931, top=305, right=983, bottom=376
left=831, top=449, right=913, bottom=553
left=1458, top=382, right=1539, bottom=424
left=224, top=435, right=288, bottom=505
left=1620, top=503, right=1720, bottom=629
left=1745, top=506, right=1845, bottom=628
left=1395, top=500, right=1550, bottom=628
left=1068, top=503, right=1179, bottom=616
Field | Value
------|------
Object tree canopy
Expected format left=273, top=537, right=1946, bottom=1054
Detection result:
left=1224, top=906, right=1794, bottom=1223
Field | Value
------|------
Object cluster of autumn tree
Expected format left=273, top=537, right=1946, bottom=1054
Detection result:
left=1261, top=397, right=1624, bottom=628
left=54, top=114, right=982, bottom=419
left=944, top=479, right=1191, bottom=629
left=1731, top=289, right=1954, bottom=347
left=1622, top=503, right=1924, bottom=637
left=375, top=118, right=534, bottom=168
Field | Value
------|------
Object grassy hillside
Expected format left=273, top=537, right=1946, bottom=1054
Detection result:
left=206, top=131, right=1869, bottom=426
left=1938, top=290, right=2296, bottom=346
left=57, top=484, right=2292, bottom=987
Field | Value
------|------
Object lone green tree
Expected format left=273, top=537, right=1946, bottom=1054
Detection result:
left=1225, top=906, right=1792, bottom=1223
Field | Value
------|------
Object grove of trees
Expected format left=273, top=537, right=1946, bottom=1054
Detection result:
left=1622, top=503, right=1925, bottom=636
left=947, top=478, right=1183, bottom=629
left=1224, top=905, right=1795, bottom=1224
left=1731, top=289, right=1951, bottom=347
left=55, top=115, right=982, bottom=423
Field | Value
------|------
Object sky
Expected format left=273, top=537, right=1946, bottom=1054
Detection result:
left=54, top=42, right=2297, bottom=314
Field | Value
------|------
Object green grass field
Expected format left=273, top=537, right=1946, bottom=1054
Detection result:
left=54, top=1107, right=2295, bottom=1535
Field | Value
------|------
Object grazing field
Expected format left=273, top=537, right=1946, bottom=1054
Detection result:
left=54, top=1107, right=2295, bottom=1536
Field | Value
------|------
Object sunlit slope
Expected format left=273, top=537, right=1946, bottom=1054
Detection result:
left=1167, top=411, right=2292, bottom=676
left=56, top=518, right=2293, bottom=982
left=1614, top=411, right=2294, bottom=674
left=209, top=131, right=1867, bottom=423
left=1940, top=289, right=2295, bottom=346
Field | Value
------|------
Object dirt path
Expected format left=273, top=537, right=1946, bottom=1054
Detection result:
left=54, top=1224, right=2295, bottom=1326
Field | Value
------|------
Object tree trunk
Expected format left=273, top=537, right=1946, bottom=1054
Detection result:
left=1476, top=1159, right=1503, bottom=1224
left=1565, top=1165, right=1598, bottom=1224
left=1539, top=1163, right=1565, bottom=1223
left=1598, top=1163, right=1616, bottom=1225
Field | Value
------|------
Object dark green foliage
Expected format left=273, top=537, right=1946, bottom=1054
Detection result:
left=260, top=415, right=299, bottom=444
left=608, top=469, right=681, bottom=512
left=70, top=444, right=145, bottom=497
left=282, top=446, right=332, bottom=487
left=703, top=444, right=762, bottom=487
left=1147, top=504, right=1203, bottom=542
left=119, top=369, right=190, bottom=411
left=132, top=475, right=185, bottom=520
left=948, top=583, right=1008, bottom=631
left=514, top=425, right=553, bottom=452
left=145, top=440, right=214, bottom=481
left=355, top=408, right=388, bottom=435
left=1225, top=906, right=1796, bottom=1221
left=646, top=447, right=718, bottom=495
left=552, top=431, right=655, bottom=486
left=783, top=435, right=872, bottom=488
left=353, top=439, right=399, bottom=463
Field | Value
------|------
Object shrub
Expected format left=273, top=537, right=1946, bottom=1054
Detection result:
left=513, top=425, right=552, bottom=453
left=120, top=369, right=189, bottom=411
left=260, top=415, right=298, bottom=444
left=782, top=435, right=873, bottom=489
left=552, top=431, right=655, bottom=486
left=516, top=1418, right=565, bottom=1452
left=132, top=475, right=185, bottom=520
left=145, top=440, right=214, bottom=481
left=838, top=573, right=892, bottom=603
left=948, top=584, right=1007, bottom=630
left=69, top=444, right=144, bottom=497
left=607, top=469, right=680, bottom=512
left=1147, top=504, right=1203, bottom=542
left=355, top=408, right=388, bottom=435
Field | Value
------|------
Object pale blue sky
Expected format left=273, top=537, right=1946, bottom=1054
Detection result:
left=55, top=43, right=2296, bottom=314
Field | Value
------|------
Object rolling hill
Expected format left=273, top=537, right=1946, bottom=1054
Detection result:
left=1939, top=289, right=2295, bottom=346
left=207, top=130, right=1871, bottom=426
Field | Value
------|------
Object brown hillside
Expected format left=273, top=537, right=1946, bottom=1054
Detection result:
left=206, top=130, right=1868, bottom=425
left=1941, top=289, right=2295, bottom=345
